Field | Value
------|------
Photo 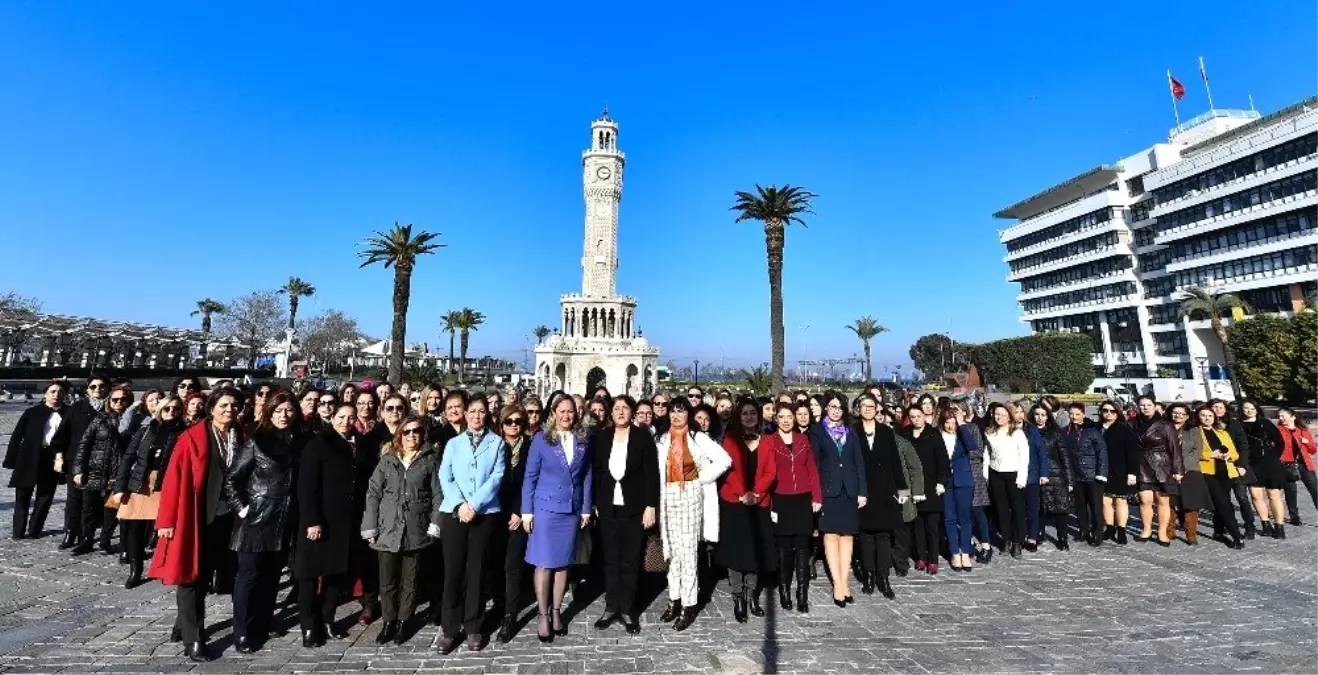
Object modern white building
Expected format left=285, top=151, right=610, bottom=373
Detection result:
left=996, top=97, right=1317, bottom=400
left=534, top=109, right=660, bottom=397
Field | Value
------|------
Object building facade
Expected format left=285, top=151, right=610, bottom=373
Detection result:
left=996, top=98, right=1317, bottom=399
left=534, top=109, right=660, bottom=398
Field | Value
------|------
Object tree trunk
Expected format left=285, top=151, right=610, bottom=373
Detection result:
left=764, top=220, right=786, bottom=392
left=388, top=265, right=412, bottom=386
left=448, top=331, right=456, bottom=375
left=289, top=298, right=299, bottom=330
left=200, top=314, right=211, bottom=357
left=863, top=340, right=872, bottom=382
left=1213, top=318, right=1244, bottom=400
left=460, top=331, right=470, bottom=383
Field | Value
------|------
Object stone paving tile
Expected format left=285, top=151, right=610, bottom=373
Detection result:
left=2, top=408, right=1316, bottom=673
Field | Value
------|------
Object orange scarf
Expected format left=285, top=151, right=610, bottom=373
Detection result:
left=666, top=427, right=698, bottom=484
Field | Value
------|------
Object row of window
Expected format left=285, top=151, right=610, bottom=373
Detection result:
left=1173, top=245, right=1318, bottom=290
left=1169, top=208, right=1315, bottom=261
left=1005, top=207, right=1116, bottom=253
left=1144, top=277, right=1175, bottom=298
left=1010, top=231, right=1121, bottom=274
left=1019, top=256, right=1133, bottom=293
left=1154, top=134, right=1316, bottom=204
left=1140, top=248, right=1172, bottom=272
left=1129, top=201, right=1153, bottom=223
left=1154, top=331, right=1189, bottom=357
left=1157, top=171, right=1317, bottom=233
left=1021, top=281, right=1137, bottom=313
left=1147, top=303, right=1180, bottom=325
left=1135, top=226, right=1160, bottom=248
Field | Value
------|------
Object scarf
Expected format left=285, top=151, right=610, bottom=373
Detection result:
left=667, top=426, right=693, bottom=485
left=467, top=428, right=487, bottom=449
left=506, top=436, right=523, bottom=468
left=354, top=417, right=376, bottom=435
left=89, top=397, right=105, bottom=412
left=823, top=418, right=849, bottom=452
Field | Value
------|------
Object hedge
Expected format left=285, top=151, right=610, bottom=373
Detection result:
left=969, top=333, right=1094, bottom=394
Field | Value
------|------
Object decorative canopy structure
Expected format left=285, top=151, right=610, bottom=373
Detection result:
left=0, top=311, right=248, bottom=369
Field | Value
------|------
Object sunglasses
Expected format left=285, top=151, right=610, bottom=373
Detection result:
left=178, top=384, right=197, bottom=391
left=503, top=418, right=525, bottom=426
left=526, top=409, right=541, bottom=415
left=384, top=405, right=406, bottom=412
left=110, top=397, right=127, bottom=403
left=319, top=400, right=336, bottom=406
left=87, top=384, right=105, bottom=391
left=653, top=401, right=668, bottom=406
left=1101, top=408, right=1117, bottom=414
left=400, top=428, right=424, bottom=437
left=161, top=406, right=181, bottom=413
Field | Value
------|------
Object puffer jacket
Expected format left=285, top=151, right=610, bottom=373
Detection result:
left=362, top=446, right=443, bottom=553
left=1038, top=423, right=1073, bottom=514
left=1131, top=415, right=1185, bottom=485
left=116, top=418, right=185, bottom=495
left=225, top=430, right=296, bottom=553
left=72, top=411, right=128, bottom=491
left=1061, top=421, right=1108, bottom=482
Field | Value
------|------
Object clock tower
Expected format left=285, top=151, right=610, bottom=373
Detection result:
left=581, top=107, right=624, bottom=298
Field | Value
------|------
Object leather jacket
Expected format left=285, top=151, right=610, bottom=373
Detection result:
left=1132, top=415, right=1185, bottom=484
left=225, top=430, right=296, bottom=553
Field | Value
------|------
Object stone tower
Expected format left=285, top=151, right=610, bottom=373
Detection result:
left=533, top=108, right=660, bottom=398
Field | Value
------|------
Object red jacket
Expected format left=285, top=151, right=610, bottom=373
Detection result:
left=761, top=430, right=821, bottom=505
left=719, top=433, right=776, bottom=508
left=149, top=422, right=243, bottom=586
left=1279, top=424, right=1317, bottom=472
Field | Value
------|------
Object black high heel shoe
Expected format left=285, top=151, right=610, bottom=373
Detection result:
left=537, top=612, right=554, bottom=644
left=552, top=607, right=567, bottom=636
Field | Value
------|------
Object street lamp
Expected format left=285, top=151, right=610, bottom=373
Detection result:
left=1195, top=356, right=1210, bottom=399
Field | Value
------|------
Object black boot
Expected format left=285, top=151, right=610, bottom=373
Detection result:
left=778, top=578, right=792, bottom=610
left=125, top=562, right=144, bottom=589
left=1115, top=528, right=1128, bottom=545
left=659, top=600, right=682, bottom=623
left=748, top=588, right=764, bottom=617
left=59, top=533, right=77, bottom=550
left=1261, top=522, right=1274, bottom=537
left=1274, top=524, right=1286, bottom=540
left=234, top=635, right=255, bottom=654
left=497, top=615, right=516, bottom=643
left=794, top=550, right=811, bottom=613
left=673, top=607, right=697, bottom=632
left=1244, top=525, right=1256, bottom=540
left=861, top=568, right=876, bottom=595
left=877, top=574, right=895, bottom=600
left=375, top=621, right=399, bottom=645
left=185, top=642, right=214, bottom=662
left=71, top=537, right=94, bottom=556
left=733, top=592, right=748, bottom=623
left=302, top=629, right=322, bottom=649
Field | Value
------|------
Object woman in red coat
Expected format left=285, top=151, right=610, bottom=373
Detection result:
left=717, top=397, right=778, bottom=623
left=1278, top=407, right=1317, bottom=524
left=760, top=402, right=821, bottom=613
left=150, top=388, right=244, bottom=663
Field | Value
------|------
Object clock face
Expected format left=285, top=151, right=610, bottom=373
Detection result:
left=596, top=166, right=612, bottom=181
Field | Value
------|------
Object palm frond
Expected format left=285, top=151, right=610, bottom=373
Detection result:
left=357, top=222, right=445, bottom=269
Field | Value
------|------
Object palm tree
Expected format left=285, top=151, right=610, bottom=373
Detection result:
left=191, top=298, right=226, bottom=358
left=846, top=316, right=888, bottom=383
left=441, top=310, right=462, bottom=375
left=452, top=308, right=486, bottom=383
left=533, top=325, right=552, bottom=344
left=277, top=277, right=316, bottom=330
left=745, top=365, right=773, bottom=395
left=358, top=223, right=444, bottom=385
left=731, top=184, right=816, bottom=392
left=1179, top=286, right=1252, bottom=400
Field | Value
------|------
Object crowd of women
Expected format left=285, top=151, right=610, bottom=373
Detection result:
left=4, top=376, right=1315, bottom=663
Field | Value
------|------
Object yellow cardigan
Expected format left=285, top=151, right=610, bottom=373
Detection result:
left=1198, top=428, right=1240, bottom=478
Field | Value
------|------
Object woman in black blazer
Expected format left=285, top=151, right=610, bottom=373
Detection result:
left=295, top=404, right=358, bottom=647
left=808, top=391, right=868, bottom=608
left=590, top=395, right=659, bottom=634
left=903, top=406, right=949, bottom=575
left=494, top=404, right=531, bottom=644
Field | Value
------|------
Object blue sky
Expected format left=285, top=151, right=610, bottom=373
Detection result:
left=1, top=1, right=1314, bottom=374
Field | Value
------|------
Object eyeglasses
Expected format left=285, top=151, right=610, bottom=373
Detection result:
left=1100, top=408, right=1117, bottom=414
left=826, top=404, right=843, bottom=411
left=318, top=400, right=336, bottom=407
left=400, top=428, right=423, bottom=437
left=503, top=418, right=525, bottom=427
left=687, top=393, right=702, bottom=399
left=384, top=405, right=406, bottom=412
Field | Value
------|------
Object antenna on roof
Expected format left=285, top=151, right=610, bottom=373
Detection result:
left=1247, top=91, right=1256, bottom=112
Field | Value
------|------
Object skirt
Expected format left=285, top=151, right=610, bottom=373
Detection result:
left=1251, top=456, right=1287, bottom=490
left=1104, top=478, right=1136, bottom=497
left=525, top=511, right=580, bottom=569
left=1138, top=480, right=1179, bottom=496
left=818, top=487, right=859, bottom=535
left=717, top=501, right=777, bottom=574
left=1177, top=472, right=1212, bottom=512
left=771, top=492, right=814, bottom=536
left=117, top=471, right=161, bottom=521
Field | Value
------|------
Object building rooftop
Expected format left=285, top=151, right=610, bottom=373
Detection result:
left=994, top=164, right=1122, bottom=220
left=1181, top=97, right=1317, bottom=156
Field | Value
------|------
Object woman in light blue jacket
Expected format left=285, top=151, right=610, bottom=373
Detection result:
left=436, top=394, right=506, bottom=654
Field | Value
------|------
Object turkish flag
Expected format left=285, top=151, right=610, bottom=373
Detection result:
left=1168, top=73, right=1185, bottom=100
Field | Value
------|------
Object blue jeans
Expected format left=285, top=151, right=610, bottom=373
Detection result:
left=972, top=506, right=991, bottom=548
left=1024, top=483, right=1041, bottom=541
left=943, top=487, right=975, bottom=555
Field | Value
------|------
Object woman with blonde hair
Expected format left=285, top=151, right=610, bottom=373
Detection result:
left=115, top=393, right=186, bottom=588
left=1193, top=405, right=1245, bottom=549
left=983, top=402, right=1029, bottom=558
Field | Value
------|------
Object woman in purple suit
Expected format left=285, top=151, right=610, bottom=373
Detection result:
left=522, top=395, right=594, bottom=643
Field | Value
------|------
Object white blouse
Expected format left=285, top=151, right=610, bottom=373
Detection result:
left=610, top=433, right=629, bottom=505
left=941, top=431, right=957, bottom=460
left=561, top=433, right=575, bottom=466
left=984, top=427, right=1028, bottom=474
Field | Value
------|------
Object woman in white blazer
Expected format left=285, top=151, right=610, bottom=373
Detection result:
left=653, top=397, right=731, bottom=632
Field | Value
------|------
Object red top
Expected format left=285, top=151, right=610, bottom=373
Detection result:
left=760, top=430, right=822, bottom=505
left=1279, top=424, right=1317, bottom=472
left=720, top=433, right=776, bottom=508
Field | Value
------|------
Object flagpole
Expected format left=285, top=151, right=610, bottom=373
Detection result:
left=1167, top=69, right=1182, bottom=130
left=1199, top=57, right=1215, bottom=112
left=1248, top=91, right=1256, bottom=112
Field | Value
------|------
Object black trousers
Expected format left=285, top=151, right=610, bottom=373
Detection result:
left=1285, top=467, right=1318, bottom=520
left=79, top=488, right=116, bottom=547
left=891, top=522, right=911, bottom=571
left=1073, top=481, right=1104, bottom=541
left=856, top=530, right=892, bottom=578
left=63, top=475, right=84, bottom=539
left=598, top=511, right=644, bottom=616
left=122, top=520, right=151, bottom=568
left=1045, top=513, right=1069, bottom=542
left=175, top=516, right=231, bottom=644
left=911, top=512, right=941, bottom=565
left=298, top=574, right=348, bottom=632
left=13, top=479, right=58, bottom=538
left=439, top=512, right=496, bottom=638
left=988, top=470, right=1025, bottom=546
left=233, top=551, right=283, bottom=640
left=378, top=549, right=423, bottom=624
left=1205, top=473, right=1242, bottom=540
left=425, top=543, right=445, bottom=622
left=1212, top=482, right=1256, bottom=534
left=501, top=526, right=529, bottom=617
left=728, top=570, right=758, bottom=594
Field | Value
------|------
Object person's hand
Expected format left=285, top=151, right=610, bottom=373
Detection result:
left=642, top=506, right=656, bottom=529
left=508, top=514, right=522, bottom=531
left=811, top=502, right=822, bottom=513
left=740, top=492, right=757, bottom=506
left=117, top=493, right=131, bottom=505
left=1039, top=477, right=1049, bottom=485
left=1126, top=474, right=1136, bottom=487
left=1067, top=485, right=1073, bottom=492
left=459, top=502, right=476, bottom=523
left=306, top=526, right=322, bottom=540
left=1096, top=475, right=1107, bottom=482
left=367, top=537, right=375, bottom=546
left=857, top=496, right=868, bottom=508
left=1238, top=467, right=1247, bottom=476
left=580, top=514, right=591, bottom=529
left=897, top=494, right=909, bottom=504
left=238, top=505, right=250, bottom=519
left=73, top=474, right=83, bottom=487
left=522, top=514, right=534, bottom=533
left=935, top=484, right=945, bottom=496
left=157, top=527, right=174, bottom=540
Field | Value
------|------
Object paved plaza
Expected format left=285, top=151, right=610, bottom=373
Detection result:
left=0, top=406, right=1315, bottom=674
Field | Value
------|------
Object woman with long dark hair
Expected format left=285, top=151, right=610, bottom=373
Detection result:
left=295, top=402, right=357, bottom=647
left=1240, top=399, right=1287, bottom=539
left=523, top=395, right=593, bottom=643
left=115, top=394, right=186, bottom=588
left=855, top=394, right=905, bottom=595
left=1194, top=405, right=1245, bottom=549
left=1130, top=395, right=1183, bottom=547
left=1098, top=400, right=1139, bottom=544
left=495, top=404, right=532, bottom=643
left=589, top=396, right=658, bottom=635
left=764, top=402, right=821, bottom=610
left=1028, top=405, right=1072, bottom=549
left=809, top=392, right=868, bottom=606
left=1167, top=403, right=1208, bottom=545
left=717, top=397, right=778, bottom=622
left=71, top=384, right=135, bottom=556
left=1278, top=407, right=1318, bottom=524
